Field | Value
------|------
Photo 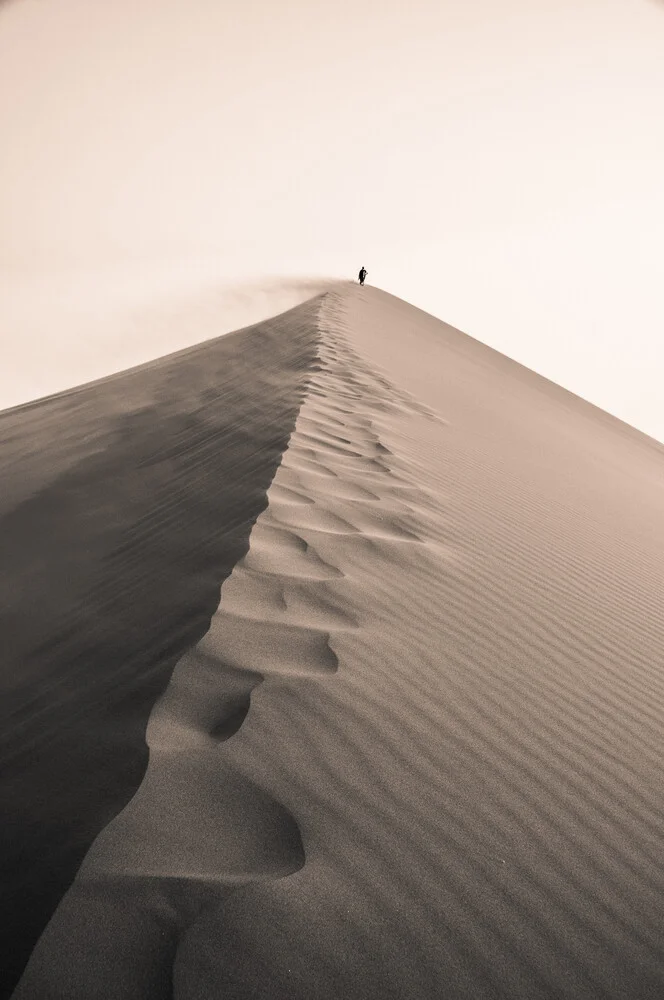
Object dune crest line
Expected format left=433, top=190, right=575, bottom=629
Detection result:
left=0, top=294, right=323, bottom=998
left=12, top=288, right=450, bottom=998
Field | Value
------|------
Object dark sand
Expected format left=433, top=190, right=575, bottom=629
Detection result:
left=3, top=285, right=664, bottom=999
left=0, top=297, right=320, bottom=997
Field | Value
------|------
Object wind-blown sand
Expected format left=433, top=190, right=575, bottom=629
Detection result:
left=3, top=284, right=664, bottom=999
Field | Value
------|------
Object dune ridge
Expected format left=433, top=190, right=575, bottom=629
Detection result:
left=0, top=295, right=322, bottom=998
left=9, top=285, right=664, bottom=999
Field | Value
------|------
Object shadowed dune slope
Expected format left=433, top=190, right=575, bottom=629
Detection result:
left=0, top=296, right=322, bottom=998
left=9, top=284, right=664, bottom=1000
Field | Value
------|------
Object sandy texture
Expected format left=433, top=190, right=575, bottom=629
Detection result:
left=6, top=285, right=664, bottom=999
left=0, top=297, right=320, bottom=997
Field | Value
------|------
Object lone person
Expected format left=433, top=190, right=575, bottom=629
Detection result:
left=358, top=266, right=368, bottom=286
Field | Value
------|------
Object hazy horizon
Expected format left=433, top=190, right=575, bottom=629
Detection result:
left=2, top=0, right=663, bottom=441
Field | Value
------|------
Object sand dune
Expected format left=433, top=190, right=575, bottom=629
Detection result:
left=0, top=297, right=319, bottom=996
left=4, top=284, right=664, bottom=998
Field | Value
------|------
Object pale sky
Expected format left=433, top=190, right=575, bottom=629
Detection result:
left=1, top=0, right=663, bottom=441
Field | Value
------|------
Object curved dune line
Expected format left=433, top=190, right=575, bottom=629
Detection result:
left=1, top=295, right=323, bottom=998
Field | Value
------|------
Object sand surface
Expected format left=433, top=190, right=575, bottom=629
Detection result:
left=3, top=284, right=664, bottom=999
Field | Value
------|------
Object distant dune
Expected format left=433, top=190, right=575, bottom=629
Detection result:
left=3, top=285, right=664, bottom=999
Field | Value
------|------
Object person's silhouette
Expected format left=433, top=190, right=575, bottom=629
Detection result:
left=358, top=267, right=367, bottom=286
